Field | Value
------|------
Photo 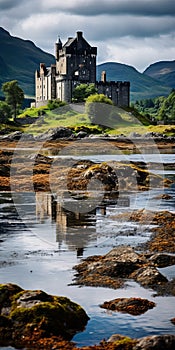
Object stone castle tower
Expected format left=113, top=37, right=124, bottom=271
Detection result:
left=35, top=31, right=130, bottom=107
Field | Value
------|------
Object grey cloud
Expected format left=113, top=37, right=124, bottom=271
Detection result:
left=43, top=0, right=175, bottom=17
left=0, top=0, right=23, bottom=10
left=68, top=15, right=175, bottom=42
left=0, top=0, right=175, bottom=72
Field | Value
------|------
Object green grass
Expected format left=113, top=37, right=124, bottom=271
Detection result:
left=2, top=102, right=175, bottom=137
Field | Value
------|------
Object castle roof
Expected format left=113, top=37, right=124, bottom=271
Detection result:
left=63, top=37, right=76, bottom=47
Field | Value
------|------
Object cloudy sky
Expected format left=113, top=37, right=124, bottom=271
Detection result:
left=1, top=0, right=175, bottom=71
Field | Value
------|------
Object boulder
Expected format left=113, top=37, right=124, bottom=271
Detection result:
left=35, top=127, right=73, bottom=140
left=130, top=266, right=168, bottom=287
left=1, top=131, right=23, bottom=141
left=107, top=334, right=175, bottom=350
left=100, top=297, right=155, bottom=315
left=76, top=131, right=88, bottom=138
left=72, top=246, right=169, bottom=292
left=134, top=334, right=175, bottom=350
left=0, top=283, right=89, bottom=348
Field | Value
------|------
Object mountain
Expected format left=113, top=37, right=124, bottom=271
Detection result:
left=0, top=27, right=55, bottom=97
left=97, top=62, right=171, bottom=101
left=143, top=60, right=175, bottom=89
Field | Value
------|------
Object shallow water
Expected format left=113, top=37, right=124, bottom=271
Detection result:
left=0, top=154, right=175, bottom=349
left=52, top=152, right=175, bottom=164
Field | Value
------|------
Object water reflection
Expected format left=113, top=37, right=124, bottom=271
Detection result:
left=35, top=192, right=129, bottom=255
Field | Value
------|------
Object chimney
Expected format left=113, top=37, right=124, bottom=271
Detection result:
left=101, top=71, right=106, bottom=83
left=77, top=31, right=83, bottom=41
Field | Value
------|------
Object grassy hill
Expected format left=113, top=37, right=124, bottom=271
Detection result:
left=143, top=60, right=175, bottom=89
left=97, top=62, right=171, bottom=102
left=0, top=27, right=55, bottom=97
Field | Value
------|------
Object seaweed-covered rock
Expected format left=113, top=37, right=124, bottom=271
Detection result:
left=72, top=246, right=168, bottom=292
left=130, top=266, right=168, bottom=287
left=133, top=334, right=175, bottom=350
left=100, top=297, right=155, bottom=316
left=0, top=283, right=89, bottom=348
left=107, top=334, right=175, bottom=350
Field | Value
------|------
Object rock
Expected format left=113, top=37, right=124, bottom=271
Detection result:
left=107, top=334, right=175, bottom=350
left=149, top=253, right=175, bottom=268
left=1, top=131, right=23, bottom=141
left=72, top=246, right=169, bottom=292
left=153, top=194, right=173, bottom=200
left=0, top=283, right=23, bottom=307
left=76, top=131, right=88, bottom=138
left=107, top=334, right=135, bottom=346
left=0, top=283, right=89, bottom=348
left=129, top=132, right=141, bottom=138
left=100, top=297, right=155, bottom=315
left=133, top=334, right=175, bottom=350
left=130, top=266, right=168, bottom=287
left=35, top=127, right=73, bottom=140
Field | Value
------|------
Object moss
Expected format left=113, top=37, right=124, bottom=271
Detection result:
left=0, top=284, right=89, bottom=347
left=115, top=336, right=133, bottom=344
left=9, top=292, right=89, bottom=339
left=0, top=283, right=23, bottom=305
left=113, top=337, right=136, bottom=349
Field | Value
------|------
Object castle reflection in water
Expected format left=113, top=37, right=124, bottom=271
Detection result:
left=35, top=192, right=108, bottom=256
left=35, top=192, right=130, bottom=256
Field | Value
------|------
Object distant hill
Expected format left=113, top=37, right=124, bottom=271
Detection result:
left=97, top=62, right=171, bottom=101
left=143, top=60, right=175, bottom=89
left=0, top=27, right=55, bottom=97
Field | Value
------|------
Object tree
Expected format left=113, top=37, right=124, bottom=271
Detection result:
left=2, top=80, right=24, bottom=121
left=0, top=101, right=11, bottom=123
left=85, top=93, right=113, bottom=126
left=72, top=83, right=97, bottom=102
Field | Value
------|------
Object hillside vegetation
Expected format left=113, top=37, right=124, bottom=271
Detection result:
left=134, top=90, right=175, bottom=123
left=144, top=60, right=175, bottom=89
left=0, top=27, right=55, bottom=97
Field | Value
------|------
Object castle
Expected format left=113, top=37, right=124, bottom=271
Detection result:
left=35, top=31, right=130, bottom=107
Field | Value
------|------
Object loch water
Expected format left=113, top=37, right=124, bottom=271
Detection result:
left=0, top=152, right=175, bottom=349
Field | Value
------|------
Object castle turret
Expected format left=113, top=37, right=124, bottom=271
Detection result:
left=55, top=37, right=62, bottom=61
